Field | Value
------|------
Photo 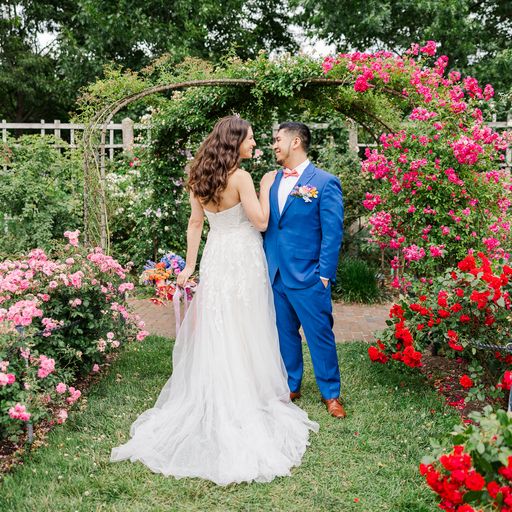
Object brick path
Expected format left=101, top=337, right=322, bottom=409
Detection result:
left=129, top=298, right=391, bottom=343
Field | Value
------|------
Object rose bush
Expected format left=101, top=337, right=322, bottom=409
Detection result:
left=0, top=231, right=149, bottom=441
left=323, top=42, right=511, bottom=287
left=368, top=252, right=511, bottom=404
left=421, top=406, right=512, bottom=512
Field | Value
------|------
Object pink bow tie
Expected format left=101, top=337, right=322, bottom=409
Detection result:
left=283, top=168, right=299, bottom=178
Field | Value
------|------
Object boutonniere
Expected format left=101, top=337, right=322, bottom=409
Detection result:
left=290, top=185, right=318, bottom=203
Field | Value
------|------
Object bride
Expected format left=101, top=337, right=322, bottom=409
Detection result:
left=110, top=116, right=319, bottom=485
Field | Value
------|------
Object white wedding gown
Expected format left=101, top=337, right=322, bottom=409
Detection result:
left=111, top=202, right=319, bottom=485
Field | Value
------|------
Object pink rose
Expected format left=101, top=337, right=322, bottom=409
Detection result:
left=56, top=382, right=67, bottom=394
left=136, top=330, right=149, bottom=342
left=57, top=409, right=68, bottom=424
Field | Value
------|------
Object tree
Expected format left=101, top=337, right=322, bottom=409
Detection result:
left=0, top=2, right=72, bottom=121
left=292, top=0, right=512, bottom=95
left=0, top=0, right=298, bottom=121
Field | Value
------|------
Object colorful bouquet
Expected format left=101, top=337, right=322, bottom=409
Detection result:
left=140, top=252, right=195, bottom=304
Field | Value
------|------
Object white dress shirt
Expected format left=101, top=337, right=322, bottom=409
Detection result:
left=278, top=159, right=310, bottom=214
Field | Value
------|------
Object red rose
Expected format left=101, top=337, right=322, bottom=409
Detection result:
left=498, top=456, right=512, bottom=481
left=456, top=505, right=476, bottom=512
left=458, top=255, right=477, bottom=271
left=449, top=339, right=464, bottom=351
left=499, top=371, right=512, bottom=391
left=487, top=480, right=500, bottom=498
left=389, top=304, right=405, bottom=319
left=438, top=309, right=450, bottom=318
left=459, top=374, right=473, bottom=388
left=402, top=345, right=422, bottom=367
left=455, top=288, right=464, bottom=297
left=368, top=346, right=388, bottom=364
left=465, top=470, right=485, bottom=491
left=450, top=303, right=462, bottom=312
left=484, top=315, right=495, bottom=326
left=459, top=314, right=471, bottom=323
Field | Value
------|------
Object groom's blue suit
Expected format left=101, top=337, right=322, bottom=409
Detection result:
left=264, top=162, right=344, bottom=400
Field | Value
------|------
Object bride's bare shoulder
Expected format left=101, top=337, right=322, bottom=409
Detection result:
left=230, top=168, right=252, bottom=183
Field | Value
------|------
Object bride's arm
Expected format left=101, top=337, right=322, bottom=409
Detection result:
left=235, top=169, right=276, bottom=231
left=177, top=192, right=204, bottom=286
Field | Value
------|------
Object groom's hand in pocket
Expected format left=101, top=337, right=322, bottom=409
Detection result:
left=320, top=277, right=329, bottom=288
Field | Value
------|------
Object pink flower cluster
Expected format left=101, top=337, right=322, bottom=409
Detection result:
left=64, top=230, right=80, bottom=247
left=66, top=386, right=81, bottom=404
left=320, top=41, right=510, bottom=282
left=1, top=299, right=43, bottom=327
left=136, top=330, right=149, bottom=342
left=452, top=137, right=484, bottom=165
left=362, top=193, right=383, bottom=211
left=87, top=248, right=127, bottom=279
left=8, top=403, right=31, bottom=421
left=37, top=355, right=56, bottom=378
left=403, top=245, right=426, bottom=262
left=0, top=372, right=16, bottom=386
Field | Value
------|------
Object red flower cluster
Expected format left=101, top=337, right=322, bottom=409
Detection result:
left=421, top=446, right=512, bottom=511
left=368, top=340, right=388, bottom=363
left=368, top=251, right=511, bottom=404
left=370, top=304, right=423, bottom=367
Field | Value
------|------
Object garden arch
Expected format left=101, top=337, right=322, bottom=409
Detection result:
left=81, top=66, right=407, bottom=253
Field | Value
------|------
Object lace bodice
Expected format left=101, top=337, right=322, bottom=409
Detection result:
left=200, top=201, right=265, bottom=299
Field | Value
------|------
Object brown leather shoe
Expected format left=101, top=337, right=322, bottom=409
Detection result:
left=322, top=398, right=347, bottom=418
left=290, top=391, right=302, bottom=401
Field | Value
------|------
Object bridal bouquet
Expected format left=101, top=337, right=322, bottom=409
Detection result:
left=140, top=252, right=196, bottom=305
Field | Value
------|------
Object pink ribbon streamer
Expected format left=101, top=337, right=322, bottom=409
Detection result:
left=173, top=286, right=190, bottom=334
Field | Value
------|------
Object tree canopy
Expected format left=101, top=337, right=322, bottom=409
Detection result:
left=0, top=0, right=297, bottom=121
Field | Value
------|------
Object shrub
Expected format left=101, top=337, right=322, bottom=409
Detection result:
left=0, top=136, right=83, bottom=257
left=323, top=42, right=511, bottom=287
left=333, top=257, right=382, bottom=303
left=368, top=252, right=512, bottom=403
left=421, top=406, right=512, bottom=512
left=0, top=231, right=149, bottom=441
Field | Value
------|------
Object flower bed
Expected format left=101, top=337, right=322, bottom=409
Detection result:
left=0, top=231, right=148, bottom=442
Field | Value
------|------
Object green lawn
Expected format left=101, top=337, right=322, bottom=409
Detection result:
left=0, top=336, right=457, bottom=511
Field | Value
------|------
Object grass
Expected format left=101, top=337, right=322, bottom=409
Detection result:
left=0, top=336, right=459, bottom=511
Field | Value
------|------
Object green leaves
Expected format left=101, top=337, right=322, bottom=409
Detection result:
left=0, top=135, right=83, bottom=257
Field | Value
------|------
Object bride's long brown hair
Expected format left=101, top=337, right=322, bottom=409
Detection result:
left=187, top=116, right=251, bottom=206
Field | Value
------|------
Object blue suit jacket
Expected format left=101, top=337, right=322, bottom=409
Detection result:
left=263, top=162, right=344, bottom=289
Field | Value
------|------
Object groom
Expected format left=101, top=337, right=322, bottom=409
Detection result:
left=264, top=122, right=346, bottom=418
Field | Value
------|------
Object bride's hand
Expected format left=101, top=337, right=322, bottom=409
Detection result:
left=177, top=266, right=194, bottom=287
left=260, top=170, right=277, bottom=191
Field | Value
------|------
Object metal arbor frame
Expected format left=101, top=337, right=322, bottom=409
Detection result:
left=82, top=77, right=393, bottom=252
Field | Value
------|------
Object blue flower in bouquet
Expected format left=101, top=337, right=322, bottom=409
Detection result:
left=143, top=260, right=156, bottom=271
left=160, top=252, right=186, bottom=275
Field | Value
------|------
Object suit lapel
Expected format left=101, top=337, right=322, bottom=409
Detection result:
left=271, top=171, right=282, bottom=219
left=280, top=163, right=316, bottom=219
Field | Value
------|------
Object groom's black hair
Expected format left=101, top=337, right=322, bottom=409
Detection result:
left=278, top=122, right=311, bottom=152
